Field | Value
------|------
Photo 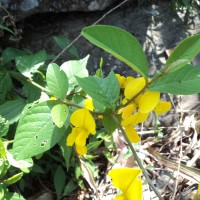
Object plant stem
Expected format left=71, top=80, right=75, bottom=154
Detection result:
left=111, top=114, right=164, bottom=200
left=28, top=78, right=51, bottom=94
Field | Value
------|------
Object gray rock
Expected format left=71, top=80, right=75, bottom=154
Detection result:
left=1, top=0, right=118, bottom=20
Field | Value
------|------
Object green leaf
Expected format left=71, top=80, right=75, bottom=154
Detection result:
left=46, top=63, right=69, bottom=99
left=12, top=100, right=66, bottom=160
left=60, top=55, right=89, bottom=89
left=59, top=137, right=72, bottom=171
left=0, top=139, right=6, bottom=159
left=149, top=64, right=200, bottom=94
left=0, top=70, right=12, bottom=103
left=63, top=180, right=75, bottom=195
left=0, top=160, right=9, bottom=179
left=1, top=47, right=29, bottom=62
left=82, top=25, right=148, bottom=77
left=0, top=98, right=26, bottom=124
left=163, top=34, right=200, bottom=73
left=3, top=172, right=23, bottom=186
left=15, top=50, right=47, bottom=78
left=87, top=140, right=102, bottom=153
left=51, top=104, right=69, bottom=128
left=53, top=35, right=79, bottom=58
left=0, top=24, right=16, bottom=35
left=102, top=115, right=119, bottom=132
left=54, top=166, right=66, bottom=198
left=103, top=150, right=115, bottom=164
left=0, top=116, right=9, bottom=137
left=4, top=192, right=25, bottom=200
left=23, top=82, right=41, bottom=103
left=76, top=71, right=120, bottom=109
left=6, top=151, right=33, bottom=169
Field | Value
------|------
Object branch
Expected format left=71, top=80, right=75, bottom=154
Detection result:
left=111, top=114, right=164, bottom=200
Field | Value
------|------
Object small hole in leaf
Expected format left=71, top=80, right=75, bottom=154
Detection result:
left=41, top=140, right=48, bottom=147
left=35, top=135, right=38, bottom=139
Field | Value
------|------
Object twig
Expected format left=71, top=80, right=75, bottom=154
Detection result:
left=28, top=78, right=51, bottom=93
left=111, top=114, right=164, bottom=200
left=51, top=0, right=130, bottom=63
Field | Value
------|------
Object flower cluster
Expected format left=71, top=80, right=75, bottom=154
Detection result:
left=66, top=99, right=96, bottom=155
left=116, top=74, right=171, bottom=143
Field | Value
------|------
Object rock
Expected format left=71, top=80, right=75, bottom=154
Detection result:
left=1, top=0, right=118, bottom=20
left=15, top=1, right=200, bottom=77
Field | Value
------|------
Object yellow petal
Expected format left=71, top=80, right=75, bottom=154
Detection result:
left=125, top=126, right=140, bottom=143
left=76, top=145, right=87, bottom=155
left=123, top=76, right=135, bottom=88
left=136, top=91, right=160, bottom=113
left=84, top=98, right=94, bottom=111
left=154, top=101, right=172, bottom=115
left=116, top=74, right=126, bottom=88
left=108, top=168, right=142, bottom=200
left=114, top=194, right=126, bottom=200
left=124, top=77, right=146, bottom=100
left=75, top=128, right=89, bottom=146
left=118, top=103, right=136, bottom=119
left=121, top=112, right=149, bottom=127
left=70, top=109, right=96, bottom=134
left=66, top=128, right=78, bottom=146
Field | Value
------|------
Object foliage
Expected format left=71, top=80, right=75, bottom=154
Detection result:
left=0, top=23, right=200, bottom=199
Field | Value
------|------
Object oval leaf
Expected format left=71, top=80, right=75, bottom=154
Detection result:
left=3, top=172, right=23, bottom=186
left=46, top=63, right=69, bottom=99
left=149, top=64, right=200, bottom=94
left=0, top=98, right=26, bottom=124
left=163, top=34, right=200, bottom=73
left=76, top=71, right=120, bottom=109
left=12, top=100, right=66, bottom=160
left=60, top=55, right=89, bottom=90
left=81, top=25, right=148, bottom=77
left=16, top=50, right=47, bottom=78
left=51, top=104, right=69, bottom=128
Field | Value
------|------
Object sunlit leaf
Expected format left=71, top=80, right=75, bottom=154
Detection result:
left=163, top=34, right=200, bottom=73
left=3, top=172, right=23, bottom=186
left=12, top=100, right=66, bottom=160
left=46, top=63, right=69, bottom=99
left=76, top=71, right=120, bottom=109
left=51, top=104, right=69, bottom=128
left=82, top=25, right=148, bottom=77
left=60, top=55, right=89, bottom=90
left=150, top=64, right=200, bottom=94
left=16, top=50, right=47, bottom=78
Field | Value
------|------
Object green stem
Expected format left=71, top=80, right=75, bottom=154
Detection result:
left=111, top=114, right=164, bottom=200
left=28, top=78, right=51, bottom=94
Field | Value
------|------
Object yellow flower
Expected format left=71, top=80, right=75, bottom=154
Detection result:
left=108, top=168, right=142, bottom=200
left=124, top=77, right=146, bottom=100
left=116, top=74, right=135, bottom=89
left=118, top=103, right=136, bottom=119
left=116, top=74, right=126, bottom=88
left=121, top=112, right=149, bottom=127
left=84, top=98, right=94, bottom=111
left=66, top=108, right=96, bottom=155
left=124, top=126, right=140, bottom=143
left=154, top=101, right=172, bottom=115
left=119, top=77, right=171, bottom=143
left=70, top=109, right=96, bottom=134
